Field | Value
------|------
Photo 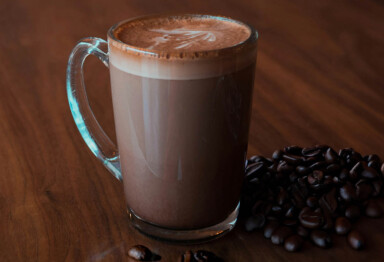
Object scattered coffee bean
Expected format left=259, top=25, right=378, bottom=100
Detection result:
left=128, top=245, right=152, bottom=261
left=179, top=250, right=223, bottom=262
left=335, top=217, right=352, bottom=235
left=263, top=221, right=280, bottom=239
left=241, top=146, right=384, bottom=253
left=296, top=226, right=309, bottom=238
left=365, top=200, right=383, bottom=218
left=271, top=226, right=294, bottom=245
left=345, top=205, right=361, bottom=220
left=310, top=230, right=332, bottom=248
left=348, top=231, right=365, bottom=250
left=284, top=235, right=303, bottom=252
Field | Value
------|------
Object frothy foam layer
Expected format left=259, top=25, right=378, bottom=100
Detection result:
left=114, top=16, right=251, bottom=52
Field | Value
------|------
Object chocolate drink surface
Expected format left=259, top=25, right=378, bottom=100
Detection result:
left=108, top=15, right=256, bottom=229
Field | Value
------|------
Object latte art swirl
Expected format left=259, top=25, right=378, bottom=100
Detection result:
left=147, top=28, right=217, bottom=50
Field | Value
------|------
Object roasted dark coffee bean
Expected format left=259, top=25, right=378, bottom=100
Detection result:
left=302, top=147, right=322, bottom=157
left=345, top=205, right=361, bottom=220
left=193, top=250, right=223, bottom=262
left=245, top=162, right=265, bottom=180
left=245, top=214, right=266, bottom=232
left=282, top=154, right=303, bottom=165
left=356, top=180, right=373, bottom=200
left=361, top=166, right=379, bottom=179
left=348, top=230, right=365, bottom=250
left=368, top=160, right=381, bottom=171
left=284, top=145, right=303, bottom=155
left=304, top=156, right=319, bottom=166
left=349, top=162, right=363, bottom=181
left=306, top=196, right=318, bottom=208
left=272, top=150, right=284, bottom=160
left=296, top=165, right=310, bottom=176
left=372, top=180, right=383, bottom=197
left=310, top=230, right=332, bottom=248
left=271, top=205, right=283, bottom=216
left=296, top=226, right=309, bottom=238
left=365, top=200, right=383, bottom=218
left=128, top=245, right=152, bottom=261
left=338, top=168, right=349, bottom=182
left=285, top=206, right=297, bottom=218
left=299, top=207, right=324, bottom=229
left=381, top=162, right=384, bottom=175
left=276, top=187, right=288, bottom=205
left=307, top=170, right=324, bottom=185
left=339, top=183, right=357, bottom=202
left=277, top=160, right=294, bottom=173
left=289, top=172, right=299, bottom=182
left=309, top=161, right=327, bottom=171
left=249, top=155, right=267, bottom=163
left=283, top=219, right=298, bottom=226
left=284, top=235, right=303, bottom=252
left=179, top=250, right=193, bottom=262
left=339, top=148, right=353, bottom=159
left=326, top=163, right=341, bottom=175
left=325, top=147, right=339, bottom=163
left=367, top=154, right=381, bottom=163
left=263, top=221, right=280, bottom=239
left=271, top=226, right=294, bottom=245
left=334, top=217, right=351, bottom=235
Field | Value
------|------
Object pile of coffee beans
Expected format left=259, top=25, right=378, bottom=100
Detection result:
left=179, top=250, right=224, bottom=262
left=127, top=245, right=223, bottom=261
left=241, top=145, right=384, bottom=252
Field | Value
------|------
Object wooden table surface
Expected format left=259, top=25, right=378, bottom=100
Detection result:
left=1, top=0, right=384, bottom=261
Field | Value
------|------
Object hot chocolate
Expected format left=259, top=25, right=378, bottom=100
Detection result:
left=108, top=15, right=257, bottom=229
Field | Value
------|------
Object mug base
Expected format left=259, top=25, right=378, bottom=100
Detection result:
left=127, top=202, right=239, bottom=244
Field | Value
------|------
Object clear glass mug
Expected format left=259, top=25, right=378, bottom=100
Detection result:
left=66, top=14, right=258, bottom=242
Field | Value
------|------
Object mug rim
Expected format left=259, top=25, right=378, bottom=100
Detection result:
left=107, top=14, right=258, bottom=60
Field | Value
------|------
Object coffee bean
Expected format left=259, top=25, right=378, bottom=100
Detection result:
left=299, top=207, right=324, bottom=229
left=365, top=200, right=383, bottom=218
left=284, top=235, right=303, bottom=252
left=368, top=160, right=381, bottom=171
left=349, top=162, right=363, bottom=181
left=276, top=187, right=288, bottom=205
left=296, top=165, right=310, bottom=176
left=284, top=146, right=303, bottom=155
left=348, top=230, right=365, bottom=250
left=302, top=147, right=322, bottom=157
left=372, top=180, right=383, bottom=197
left=277, top=160, right=294, bottom=173
left=285, top=206, right=297, bottom=218
left=306, top=196, right=318, bottom=208
left=128, top=245, right=152, bottom=261
left=309, top=161, right=327, bottom=171
left=345, top=205, right=361, bottom=220
left=310, top=230, right=332, bottom=248
left=335, top=217, right=352, bottom=235
left=193, top=250, right=223, bottom=262
left=361, top=167, right=379, bottom=179
left=356, top=180, right=373, bottom=200
left=271, top=226, right=294, bottom=245
left=325, top=148, right=339, bottom=163
left=296, top=226, right=309, bottom=238
left=282, top=154, right=303, bottom=165
left=179, top=250, right=193, bottom=262
left=264, top=221, right=280, bottom=239
left=381, top=162, right=384, bottom=176
left=326, top=164, right=341, bottom=175
left=245, top=214, right=266, bottom=232
left=367, top=154, right=381, bottom=163
left=339, top=183, right=357, bottom=202
left=338, top=168, right=349, bottom=182
left=246, top=162, right=265, bottom=180
left=283, top=219, right=298, bottom=227
left=272, top=150, right=283, bottom=160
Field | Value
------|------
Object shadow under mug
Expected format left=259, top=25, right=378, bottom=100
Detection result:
left=66, top=14, right=258, bottom=243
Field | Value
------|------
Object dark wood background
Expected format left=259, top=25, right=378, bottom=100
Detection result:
left=0, top=0, right=383, bottom=261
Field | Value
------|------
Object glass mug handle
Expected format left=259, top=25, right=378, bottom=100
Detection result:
left=66, top=37, right=122, bottom=181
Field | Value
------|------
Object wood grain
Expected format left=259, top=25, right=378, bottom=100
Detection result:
left=0, top=0, right=384, bottom=261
